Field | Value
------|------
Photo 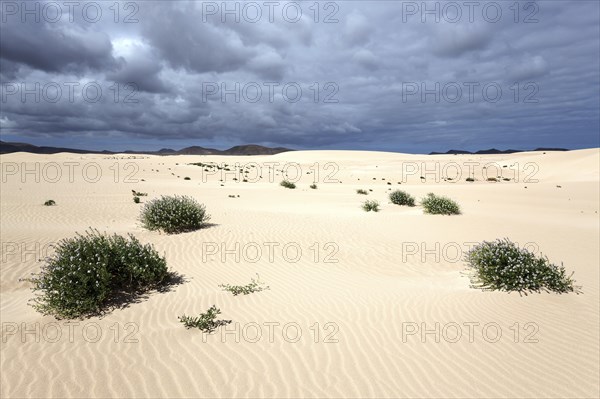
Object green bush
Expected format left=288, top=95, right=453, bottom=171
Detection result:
left=44, top=200, right=56, bottom=206
left=179, top=305, right=231, bottom=332
left=465, top=239, right=576, bottom=293
left=389, top=190, right=415, bottom=206
left=362, top=200, right=379, bottom=212
left=24, top=230, right=169, bottom=318
left=140, top=195, right=210, bottom=234
left=421, top=193, right=460, bottom=215
left=280, top=180, right=296, bottom=189
left=133, top=196, right=141, bottom=203
left=356, top=189, right=368, bottom=195
left=219, top=274, right=269, bottom=296
left=310, top=184, right=317, bottom=189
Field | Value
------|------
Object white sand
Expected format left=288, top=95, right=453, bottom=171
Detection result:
left=1, top=149, right=598, bottom=398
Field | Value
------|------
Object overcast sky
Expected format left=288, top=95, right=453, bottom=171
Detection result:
left=1, top=0, right=598, bottom=152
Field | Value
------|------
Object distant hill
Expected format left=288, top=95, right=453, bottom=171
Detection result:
left=0, top=141, right=106, bottom=155
left=429, top=148, right=569, bottom=155
left=0, top=141, right=293, bottom=156
left=223, top=145, right=293, bottom=155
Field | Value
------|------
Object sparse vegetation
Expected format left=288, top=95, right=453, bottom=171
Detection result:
left=132, top=190, right=147, bottom=197
left=178, top=305, right=231, bottom=332
left=421, top=193, right=460, bottom=215
left=356, top=189, right=368, bottom=195
left=465, top=239, right=577, bottom=293
left=280, top=180, right=296, bottom=189
left=140, top=195, right=210, bottom=234
left=362, top=200, right=380, bottom=212
left=23, top=229, right=169, bottom=319
left=389, top=190, right=415, bottom=206
left=219, top=274, right=269, bottom=296
left=44, top=200, right=56, bottom=206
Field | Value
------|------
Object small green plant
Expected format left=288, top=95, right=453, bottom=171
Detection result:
left=219, top=274, right=269, bottom=296
left=178, top=305, right=231, bottom=333
left=356, top=189, right=368, bottom=195
left=310, top=184, right=317, bottom=189
left=43, top=200, right=56, bottom=206
left=280, top=180, right=296, bottom=189
left=133, top=196, right=141, bottom=204
left=421, top=193, right=460, bottom=215
left=140, top=195, right=210, bottom=234
left=362, top=200, right=380, bottom=212
left=465, top=239, right=577, bottom=293
left=23, top=229, right=169, bottom=319
left=389, top=190, right=415, bottom=206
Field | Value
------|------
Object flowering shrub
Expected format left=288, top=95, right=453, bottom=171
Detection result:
left=362, top=200, right=380, bottom=212
left=465, top=239, right=576, bottom=293
left=140, top=195, right=210, bottom=234
left=24, top=230, right=168, bottom=318
left=421, top=193, right=460, bottom=215
left=389, top=190, right=415, bottom=206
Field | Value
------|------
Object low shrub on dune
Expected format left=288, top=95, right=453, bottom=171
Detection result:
left=140, top=195, right=210, bottom=234
left=179, top=305, right=231, bottom=332
left=219, top=274, right=269, bottom=296
left=389, top=190, right=415, bottom=206
left=421, top=193, right=460, bottom=215
left=465, top=239, right=577, bottom=293
left=280, top=180, right=296, bottom=189
left=362, top=200, right=380, bottom=212
left=23, top=229, right=169, bottom=318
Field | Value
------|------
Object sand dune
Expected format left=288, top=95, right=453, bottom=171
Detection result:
left=1, top=149, right=598, bottom=398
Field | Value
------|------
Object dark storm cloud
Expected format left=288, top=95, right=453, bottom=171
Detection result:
left=0, top=17, right=117, bottom=74
left=106, top=46, right=170, bottom=94
left=1, top=0, right=598, bottom=151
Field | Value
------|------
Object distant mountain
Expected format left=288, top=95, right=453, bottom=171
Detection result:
left=429, top=148, right=569, bottom=155
left=0, top=141, right=293, bottom=156
left=475, top=148, right=523, bottom=154
left=533, top=147, right=570, bottom=152
left=177, top=146, right=220, bottom=155
left=223, top=144, right=293, bottom=155
left=157, top=148, right=177, bottom=154
left=0, top=140, right=105, bottom=155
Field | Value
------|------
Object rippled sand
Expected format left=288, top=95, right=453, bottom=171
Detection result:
left=1, top=149, right=598, bottom=398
